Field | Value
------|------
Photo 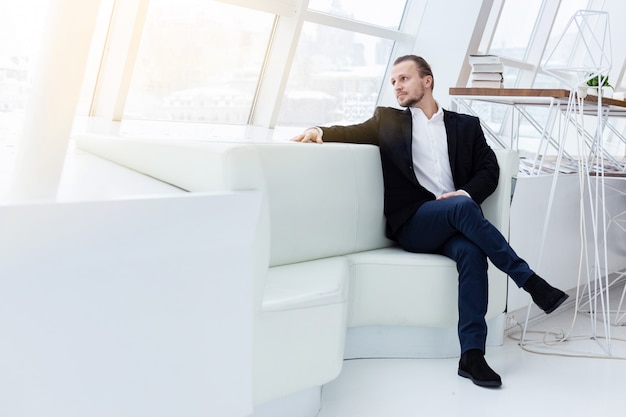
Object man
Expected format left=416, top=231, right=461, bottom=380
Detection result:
left=292, top=55, right=568, bottom=388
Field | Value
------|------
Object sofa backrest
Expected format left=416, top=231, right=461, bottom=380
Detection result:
left=76, top=136, right=393, bottom=250
left=77, top=135, right=518, bottom=292
left=249, top=145, right=517, bottom=265
left=253, top=143, right=393, bottom=266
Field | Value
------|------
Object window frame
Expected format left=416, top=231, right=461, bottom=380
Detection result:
left=88, top=0, right=415, bottom=129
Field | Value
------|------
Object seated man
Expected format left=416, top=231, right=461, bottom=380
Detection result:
left=292, top=54, right=568, bottom=388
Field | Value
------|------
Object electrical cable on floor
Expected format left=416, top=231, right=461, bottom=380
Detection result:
left=507, top=320, right=626, bottom=360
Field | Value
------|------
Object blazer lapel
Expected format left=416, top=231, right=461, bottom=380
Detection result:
left=400, top=107, right=413, bottom=152
left=398, top=108, right=418, bottom=183
left=400, top=108, right=413, bottom=164
left=443, top=110, right=458, bottom=176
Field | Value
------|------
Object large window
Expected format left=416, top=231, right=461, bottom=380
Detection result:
left=543, top=0, right=590, bottom=68
left=489, top=0, right=542, bottom=60
left=122, top=0, right=406, bottom=128
left=0, top=0, right=114, bottom=145
left=276, top=0, right=407, bottom=128
left=537, top=0, right=593, bottom=88
left=277, top=22, right=394, bottom=126
left=123, top=0, right=274, bottom=124
left=0, top=1, right=51, bottom=146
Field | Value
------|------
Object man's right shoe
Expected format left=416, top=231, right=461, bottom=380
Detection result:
left=458, top=349, right=502, bottom=388
left=523, top=273, right=569, bottom=314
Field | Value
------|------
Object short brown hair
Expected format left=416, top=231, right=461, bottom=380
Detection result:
left=393, top=55, right=434, bottom=90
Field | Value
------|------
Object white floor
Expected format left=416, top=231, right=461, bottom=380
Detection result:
left=318, top=284, right=626, bottom=417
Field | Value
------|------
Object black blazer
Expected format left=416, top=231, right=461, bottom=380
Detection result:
left=320, top=106, right=499, bottom=238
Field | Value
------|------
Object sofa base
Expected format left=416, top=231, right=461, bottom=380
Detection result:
left=250, top=387, right=321, bottom=417
left=344, top=313, right=506, bottom=359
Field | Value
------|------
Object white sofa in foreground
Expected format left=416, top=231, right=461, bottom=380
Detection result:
left=77, top=136, right=519, bottom=417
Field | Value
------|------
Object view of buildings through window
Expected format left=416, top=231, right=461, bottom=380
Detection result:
left=489, top=0, right=543, bottom=62
left=0, top=0, right=112, bottom=146
left=0, top=1, right=50, bottom=146
left=277, top=22, right=394, bottom=126
left=124, top=0, right=406, bottom=127
left=124, top=0, right=274, bottom=125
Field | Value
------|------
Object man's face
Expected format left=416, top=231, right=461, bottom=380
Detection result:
left=390, top=60, right=431, bottom=108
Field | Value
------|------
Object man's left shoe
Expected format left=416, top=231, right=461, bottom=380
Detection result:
left=458, top=349, right=502, bottom=388
left=523, top=273, right=569, bottom=314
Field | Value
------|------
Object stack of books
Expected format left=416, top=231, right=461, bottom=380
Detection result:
left=468, top=54, right=503, bottom=88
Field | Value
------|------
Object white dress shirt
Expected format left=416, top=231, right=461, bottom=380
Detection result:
left=409, top=104, right=456, bottom=198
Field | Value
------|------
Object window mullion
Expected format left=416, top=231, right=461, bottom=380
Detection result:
left=303, top=10, right=411, bottom=42
left=89, top=0, right=151, bottom=123
left=248, top=2, right=308, bottom=128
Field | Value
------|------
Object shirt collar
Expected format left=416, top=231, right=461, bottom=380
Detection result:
left=409, top=101, right=443, bottom=122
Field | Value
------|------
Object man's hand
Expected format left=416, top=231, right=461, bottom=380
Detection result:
left=291, top=127, right=324, bottom=144
left=437, top=190, right=471, bottom=200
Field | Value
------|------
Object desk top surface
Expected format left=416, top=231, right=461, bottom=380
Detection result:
left=449, top=87, right=626, bottom=108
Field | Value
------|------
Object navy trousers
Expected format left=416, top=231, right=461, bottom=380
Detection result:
left=394, top=196, right=533, bottom=354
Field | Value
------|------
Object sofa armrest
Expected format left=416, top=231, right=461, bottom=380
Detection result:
left=481, top=149, right=520, bottom=239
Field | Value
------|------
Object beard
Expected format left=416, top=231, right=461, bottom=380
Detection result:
left=398, top=91, right=424, bottom=108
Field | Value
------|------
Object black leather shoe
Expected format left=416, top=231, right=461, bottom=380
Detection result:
left=523, top=274, right=569, bottom=314
left=458, top=349, right=502, bottom=388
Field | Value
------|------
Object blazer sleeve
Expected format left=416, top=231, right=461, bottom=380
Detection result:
left=454, top=116, right=499, bottom=205
left=444, top=110, right=500, bottom=204
left=318, top=107, right=388, bottom=145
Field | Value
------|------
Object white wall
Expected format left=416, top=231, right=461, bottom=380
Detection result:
left=509, top=174, right=626, bottom=312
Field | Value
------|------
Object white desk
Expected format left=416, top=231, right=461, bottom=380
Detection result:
left=449, top=88, right=626, bottom=175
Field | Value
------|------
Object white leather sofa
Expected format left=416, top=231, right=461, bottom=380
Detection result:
left=77, top=135, right=519, bottom=416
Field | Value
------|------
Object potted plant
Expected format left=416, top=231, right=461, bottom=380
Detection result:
left=586, top=73, right=613, bottom=98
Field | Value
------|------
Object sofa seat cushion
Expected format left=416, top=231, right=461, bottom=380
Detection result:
left=346, top=247, right=459, bottom=327
left=346, top=246, right=507, bottom=327
left=262, top=257, right=349, bottom=312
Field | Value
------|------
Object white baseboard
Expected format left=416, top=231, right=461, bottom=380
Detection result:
left=344, top=313, right=506, bottom=359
